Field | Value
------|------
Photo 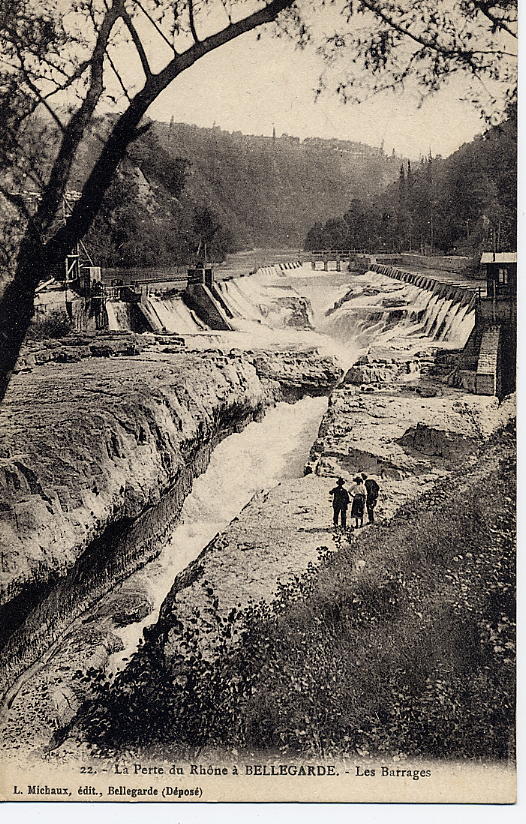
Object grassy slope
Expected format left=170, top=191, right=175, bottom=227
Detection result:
left=237, top=421, right=516, bottom=760
left=79, top=422, right=515, bottom=762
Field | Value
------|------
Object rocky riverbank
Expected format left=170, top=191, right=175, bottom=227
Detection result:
left=0, top=335, right=341, bottom=718
left=50, top=263, right=513, bottom=764
left=102, top=368, right=509, bottom=689
left=71, top=415, right=514, bottom=765
left=0, top=263, right=514, bottom=769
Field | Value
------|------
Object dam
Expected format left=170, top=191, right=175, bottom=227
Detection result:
left=0, top=259, right=511, bottom=756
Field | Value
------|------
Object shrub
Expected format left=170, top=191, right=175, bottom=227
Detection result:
left=28, top=312, right=72, bottom=340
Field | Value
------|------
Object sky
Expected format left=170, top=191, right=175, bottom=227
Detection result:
left=143, top=24, right=493, bottom=160
left=96, top=1, right=515, bottom=161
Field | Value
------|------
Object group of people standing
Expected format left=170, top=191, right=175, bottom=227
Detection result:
left=329, top=474, right=379, bottom=530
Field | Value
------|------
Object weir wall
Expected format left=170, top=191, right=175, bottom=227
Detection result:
left=368, top=263, right=478, bottom=308
left=183, top=283, right=233, bottom=331
left=368, top=263, right=509, bottom=398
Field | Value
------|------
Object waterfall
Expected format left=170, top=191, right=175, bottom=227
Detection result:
left=105, top=300, right=120, bottom=331
left=429, top=297, right=454, bottom=339
left=106, top=301, right=135, bottom=331
left=216, top=279, right=267, bottom=322
left=108, top=395, right=328, bottom=673
left=148, top=295, right=208, bottom=333
left=321, top=269, right=475, bottom=350
left=106, top=264, right=474, bottom=354
left=136, top=298, right=165, bottom=332
left=421, top=295, right=441, bottom=336
left=447, top=305, right=476, bottom=347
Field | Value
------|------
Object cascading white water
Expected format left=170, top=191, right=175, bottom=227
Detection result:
left=429, top=297, right=455, bottom=338
left=320, top=269, right=475, bottom=350
left=148, top=295, right=207, bottom=333
left=106, top=301, right=135, bottom=331
left=135, top=298, right=165, bottom=332
left=102, top=262, right=476, bottom=675
left=108, top=395, right=328, bottom=672
left=447, top=304, right=475, bottom=344
left=217, top=278, right=266, bottom=322
left=104, top=265, right=474, bottom=354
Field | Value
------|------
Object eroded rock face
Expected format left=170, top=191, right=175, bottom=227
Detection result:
left=0, top=344, right=341, bottom=698
left=14, top=331, right=161, bottom=372
left=249, top=350, right=337, bottom=399
left=270, top=296, right=313, bottom=329
left=308, top=381, right=502, bottom=520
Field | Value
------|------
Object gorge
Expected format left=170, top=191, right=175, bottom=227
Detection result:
left=0, top=261, right=514, bottom=762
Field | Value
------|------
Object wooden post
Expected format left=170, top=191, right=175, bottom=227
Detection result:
left=336, top=252, right=341, bottom=272
left=323, top=256, right=328, bottom=272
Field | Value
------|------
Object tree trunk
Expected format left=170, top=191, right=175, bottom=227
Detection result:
left=0, top=0, right=296, bottom=403
left=0, top=236, right=47, bottom=403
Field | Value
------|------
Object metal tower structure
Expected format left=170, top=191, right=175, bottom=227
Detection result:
left=62, top=190, right=95, bottom=285
left=13, top=188, right=97, bottom=287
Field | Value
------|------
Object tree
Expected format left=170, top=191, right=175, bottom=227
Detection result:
left=305, top=102, right=516, bottom=254
left=343, top=199, right=373, bottom=249
left=305, top=222, right=327, bottom=251
left=319, top=1, right=516, bottom=115
left=0, top=0, right=517, bottom=400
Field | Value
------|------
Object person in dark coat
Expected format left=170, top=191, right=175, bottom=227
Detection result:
left=349, top=476, right=366, bottom=528
left=361, top=472, right=380, bottom=524
left=329, top=477, right=350, bottom=529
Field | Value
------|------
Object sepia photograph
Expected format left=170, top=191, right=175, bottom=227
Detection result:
left=0, top=0, right=517, bottom=805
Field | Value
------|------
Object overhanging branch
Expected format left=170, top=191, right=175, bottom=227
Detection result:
left=45, top=0, right=295, bottom=263
left=33, top=0, right=125, bottom=234
left=188, top=0, right=200, bottom=43
left=122, top=6, right=153, bottom=77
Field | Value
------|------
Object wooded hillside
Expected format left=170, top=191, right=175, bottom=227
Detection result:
left=78, top=118, right=403, bottom=266
left=305, top=109, right=516, bottom=254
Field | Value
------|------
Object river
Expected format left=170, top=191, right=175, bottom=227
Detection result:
left=109, top=395, right=329, bottom=672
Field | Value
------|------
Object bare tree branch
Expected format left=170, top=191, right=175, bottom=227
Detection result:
left=33, top=0, right=125, bottom=235
left=475, top=2, right=517, bottom=38
left=122, top=5, right=153, bottom=77
left=134, top=0, right=178, bottom=54
left=188, top=0, right=200, bottom=43
left=358, top=0, right=516, bottom=66
left=106, top=50, right=133, bottom=102
left=18, top=65, right=66, bottom=133
left=45, top=0, right=295, bottom=264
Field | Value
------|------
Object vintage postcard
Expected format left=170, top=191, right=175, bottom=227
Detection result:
left=0, top=0, right=517, bottom=805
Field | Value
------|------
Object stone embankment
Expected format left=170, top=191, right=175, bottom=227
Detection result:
left=0, top=335, right=341, bottom=704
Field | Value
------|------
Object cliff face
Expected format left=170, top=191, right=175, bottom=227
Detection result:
left=0, top=338, right=340, bottom=696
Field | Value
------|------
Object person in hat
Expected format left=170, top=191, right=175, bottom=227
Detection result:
left=361, top=472, right=380, bottom=524
left=329, top=477, right=350, bottom=529
left=349, top=475, right=366, bottom=528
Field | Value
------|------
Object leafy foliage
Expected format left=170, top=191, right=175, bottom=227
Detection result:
left=26, top=312, right=72, bottom=339
left=317, top=1, right=516, bottom=120
left=76, top=581, right=259, bottom=755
